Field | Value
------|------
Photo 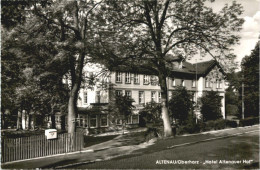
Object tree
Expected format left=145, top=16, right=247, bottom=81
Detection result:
left=169, top=86, right=194, bottom=125
left=2, top=19, right=69, bottom=130
left=241, top=41, right=259, bottom=117
left=108, top=94, right=135, bottom=134
left=200, top=91, right=223, bottom=121
left=1, top=0, right=104, bottom=135
left=1, top=1, right=50, bottom=30
left=95, top=0, right=244, bottom=136
left=225, top=86, right=240, bottom=119
left=139, top=102, right=162, bottom=127
left=1, top=28, right=25, bottom=129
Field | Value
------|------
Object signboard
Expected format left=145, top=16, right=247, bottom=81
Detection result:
left=45, top=129, right=57, bottom=139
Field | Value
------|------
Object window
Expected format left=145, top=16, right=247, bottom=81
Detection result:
left=132, top=115, right=139, bottom=124
left=139, top=91, right=144, bottom=104
left=172, top=78, right=176, bottom=86
left=116, top=90, right=123, bottom=97
left=158, top=92, right=161, bottom=103
left=209, top=79, right=212, bottom=88
left=100, top=115, right=108, bottom=127
left=143, top=75, right=149, bottom=85
left=90, top=115, right=97, bottom=128
left=134, top=74, right=139, bottom=84
left=181, top=79, right=185, bottom=86
left=151, top=91, right=156, bottom=102
left=217, top=79, right=222, bottom=88
left=125, top=90, right=132, bottom=98
left=83, top=92, right=88, bottom=104
left=95, top=91, right=100, bottom=103
left=192, top=80, right=196, bottom=87
left=83, top=116, right=88, bottom=127
left=205, top=78, right=209, bottom=87
left=219, top=79, right=222, bottom=88
left=125, top=72, right=131, bottom=84
left=116, top=72, right=122, bottom=83
left=77, top=115, right=84, bottom=127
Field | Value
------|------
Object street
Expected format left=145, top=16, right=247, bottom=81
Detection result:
left=71, top=127, right=259, bottom=169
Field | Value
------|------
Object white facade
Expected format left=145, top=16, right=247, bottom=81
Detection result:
left=77, top=60, right=226, bottom=120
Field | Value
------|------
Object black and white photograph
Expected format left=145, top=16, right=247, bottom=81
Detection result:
left=1, top=0, right=259, bottom=169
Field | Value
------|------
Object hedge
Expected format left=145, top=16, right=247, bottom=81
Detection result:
left=239, top=117, right=259, bottom=127
left=145, top=117, right=258, bottom=139
left=177, top=119, right=238, bottom=135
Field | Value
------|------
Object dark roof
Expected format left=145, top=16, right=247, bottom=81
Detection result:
left=193, top=60, right=216, bottom=75
left=193, top=60, right=226, bottom=76
left=110, top=59, right=224, bottom=77
left=170, top=61, right=196, bottom=74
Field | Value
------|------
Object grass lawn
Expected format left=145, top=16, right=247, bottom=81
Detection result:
left=84, top=135, right=119, bottom=148
left=76, top=130, right=259, bottom=169
left=84, top=131, right=147, bottom=148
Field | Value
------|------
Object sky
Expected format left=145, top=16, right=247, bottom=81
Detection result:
left=189, top=0, right=260, bottom=68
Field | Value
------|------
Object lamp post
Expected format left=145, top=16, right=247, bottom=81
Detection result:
left=195, top=58, right=199, bottom=123
left=242, top=74, right=245, bottom=119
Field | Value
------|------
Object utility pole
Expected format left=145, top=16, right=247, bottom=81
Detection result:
left=242, top=80, right=245, bottom=119
left=195, top=58, right=198, bottom=123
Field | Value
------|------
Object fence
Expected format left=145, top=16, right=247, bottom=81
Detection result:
left=1, top=132, right=84, bottom=163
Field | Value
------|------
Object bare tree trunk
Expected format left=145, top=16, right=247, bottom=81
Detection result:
left=17, top=110, right=22, bottom=130
left=50, top=105, right=56, bottom=129
left=26, top=111, right=30, bottom=130
left=31, top=113, right=36, bottom=130
left=68, top=85, right=78, bottom=134
left=22, top=110, right=26, bottom=130
left=158, top=72, right=172, bottom=137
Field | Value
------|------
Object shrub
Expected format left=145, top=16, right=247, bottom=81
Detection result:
left=239, top=117, right=259, bottom=127
left=225, top=120, right=238, bottom=128
left=215, top=119, right=227, bottom=130
left=176, top=115, right=201, bottom=135
left=174, top=119, right=238, bottom=136
left=200, top=91, right=223, bottom=121
left=144, top=127, right=164, bottom=141
left=203, top=120, right=216, bottom=131
left=177, top=124, right=200, bottom=135
left=169, top=86, right=193, bottom=125
left=202, top=119, right=233, bottom=131
left=139, top=102, right=162, bottom=127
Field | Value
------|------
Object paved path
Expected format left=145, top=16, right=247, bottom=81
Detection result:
left=1, top=125, right=259, bottom=169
